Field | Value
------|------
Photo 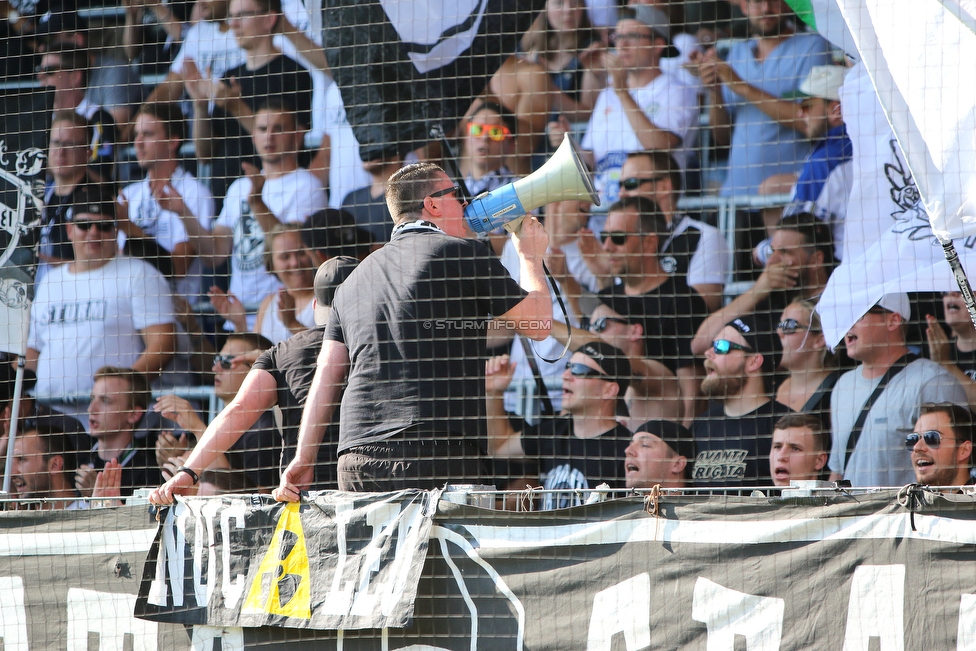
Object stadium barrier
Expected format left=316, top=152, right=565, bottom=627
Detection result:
left=2, top=486, right=974, bottom=650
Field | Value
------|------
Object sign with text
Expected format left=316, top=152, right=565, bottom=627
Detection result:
left=134, top=490, right=438, bottom=631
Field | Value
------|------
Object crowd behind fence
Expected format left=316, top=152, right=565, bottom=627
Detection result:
left=0, top=0, right=970, bottom=513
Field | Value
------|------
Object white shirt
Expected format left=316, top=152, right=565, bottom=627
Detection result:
left=215, top=169, right=327, bottom=313
left=583, top=73, right=700, bottom=206
left=119, top=167, right=215, bottom=301
left=28, top=256, right=175, bottom=398
left=323, top=81, right=371, bottom=208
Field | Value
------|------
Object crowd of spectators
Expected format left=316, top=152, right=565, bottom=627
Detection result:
left=2, top=0, right=974, bottom=510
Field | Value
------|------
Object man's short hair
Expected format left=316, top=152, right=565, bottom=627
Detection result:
left=93, top=367, right=151, bottom=412
left=51, top=110, right=92, bottom=140
left=776, top=212, right=835, bottom=267
left=386, top=163, right=444, bottom=225
left=135, top=102, right=186, bottom=142
left=773, top=412, right=829, bottom=454
left=607, top=196, right=668, bottom=240
left=44, top=42, right=90, bottom=85
left=254, top=98, right=304, bottom=129
left=22, top=422, right=77, bottom=476
left=625, top=150, right=682, bottom=194
left=919, top=402, right=975, bottom=445
left=301, top=209, right=372, bottom=259
left=225, top=332, right=274, bottom=353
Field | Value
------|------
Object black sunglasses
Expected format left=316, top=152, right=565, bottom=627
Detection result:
left=589, top=316, right=629, bottom=333
left=712, top=339, right=752, bottom=355
left=72, top=220, right=115, bottom=233
left=567, top=362, right=608, bottom=380
left=620, top=175, right=665, bottom=191
left=600, top=231, right=642, bottom=246
left=776, top=318, right=813, bottom=335
left=35, top=65, right=61, bottom=76
left=905, top=430, right=954, bottom=450
left=213, top=354, right=238, bottom=370
left=428, top=184, right=461, bottom=199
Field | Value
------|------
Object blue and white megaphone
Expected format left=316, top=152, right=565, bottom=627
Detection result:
left=464, top=133, right=600, bottom=234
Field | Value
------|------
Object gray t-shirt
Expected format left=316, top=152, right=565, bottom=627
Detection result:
left=829, top=358, right=966, bottom=486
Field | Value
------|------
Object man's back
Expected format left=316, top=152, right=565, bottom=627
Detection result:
left=830, top=358, right=967, bottom=486
left=328, top=228, right=526, bottom=450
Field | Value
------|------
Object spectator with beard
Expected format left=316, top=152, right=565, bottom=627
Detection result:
left=693, top=317, right=791, bottom=487
left=909, top=403, right=974, bottom=488
left=8, top=423, right=85, bottom=509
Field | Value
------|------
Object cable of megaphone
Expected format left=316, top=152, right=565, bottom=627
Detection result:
left=464, top=133, right=600, bottom=234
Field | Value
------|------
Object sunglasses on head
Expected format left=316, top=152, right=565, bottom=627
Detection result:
left=567, top=362, right=608, bottom=380
left=589, top=316, right=629, bottom=333
left=711, top=339, right=752, bottom=355
left=619, top=176, right=665, bottom=191
left=600, top=231, right=641, bottom=246
left=72, top=220, right=115, bottom=233
left=467, top=122, right=511, bottom=142
left=776, top=318, right=813, bottom=335
left=905, top=430, right=954, bottom=450
left=428, top=184, right=461, bottom=200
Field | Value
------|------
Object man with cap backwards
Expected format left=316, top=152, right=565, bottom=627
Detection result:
left=149, top=256, right=359, bottom=504
left=574, top=4, right=700, bottom=209
left=625, top=420, right=696, bottom=490
left=27, top=183, right=177, bottom=425
left=692, top=316, right=791, bottom=487
left=828, top=294, right=966, bottom=488
left=486, top=342, right=633, bottom=510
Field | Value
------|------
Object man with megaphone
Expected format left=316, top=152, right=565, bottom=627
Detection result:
left=275, top=162, right=553, bottom=496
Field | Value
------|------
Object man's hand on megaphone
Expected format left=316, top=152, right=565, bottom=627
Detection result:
left=512, top=215, right=549, bottom=263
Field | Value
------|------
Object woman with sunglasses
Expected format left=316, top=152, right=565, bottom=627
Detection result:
left=774, top=299, right=838, bottom=431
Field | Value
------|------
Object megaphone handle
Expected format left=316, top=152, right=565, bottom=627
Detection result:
left=503, top=216, right=525, bottom=234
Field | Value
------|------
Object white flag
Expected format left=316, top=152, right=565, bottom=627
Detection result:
left=817, top=0, right=976, bottom=347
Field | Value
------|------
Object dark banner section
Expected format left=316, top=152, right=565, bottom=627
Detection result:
left=0, top=506, right=188, bottom=649
left=324, top=0, right=543, bottom=160
left=7, top=491, right=976, bottom=649
left=134, top=490, right=439, bottom=630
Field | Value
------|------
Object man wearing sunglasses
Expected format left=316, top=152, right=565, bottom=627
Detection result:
left=828, top=294, right=967, bottom=487
left=618, top=150, right=729, bottom=311
left=909, top=403, right=974, bottom=488
left=580, top=5, right=700, bottom=208
left=486, top=342, right=633, bottom=510
left=598, top=196, right=708, bottom=425
left=28, top=184, right=177, bottom=425
left=273, top=163, right=551, bottom=497
left=692, top=317, right=790, bottom=487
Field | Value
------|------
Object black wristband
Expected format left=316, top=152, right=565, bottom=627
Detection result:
left=176, top=466, right=200, bottom=484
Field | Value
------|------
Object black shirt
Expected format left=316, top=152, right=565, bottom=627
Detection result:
left=326, top=227, right=526, bottom=451
left=83, top=440, right=162, bottom=497
left=210, top=54, right=312, bottom=201
left=692, top=399, right=792, bottom=487
left=252, top=326, right=339, bottom=489
left=522, top=415, right=633, bottom=510
left=951, top=346, right=976, bottom=382
left=598, top=276, right=708, bottom=372
left=341, top=186, right=394, bottom=243
left=225, top=410, right=281, bottom=490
